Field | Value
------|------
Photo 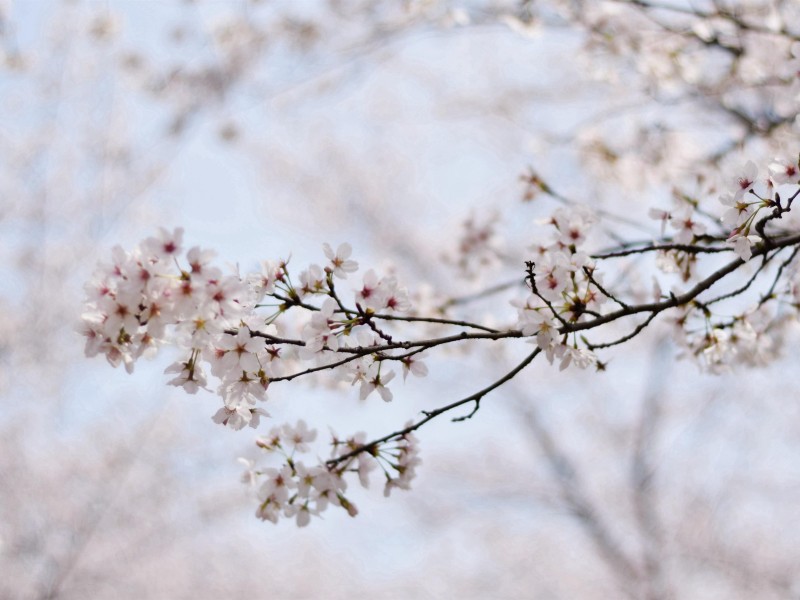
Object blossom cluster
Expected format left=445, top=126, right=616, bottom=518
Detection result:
left=674, top=306, right=782, bottom=374
left=539, top=1, right=800, bottom=192
left=646, top=155, right=800, bottom=371
left=79, top=231, right=432, bottom=524
left=512, top=206, right=603, bottom=370
left=79, top=228, right=269, bottom=428
left=79, top=232, right=427, bottom=430
left=240, top=420, right=421, bottom=526
left=719, top=157, right=800, bottom=261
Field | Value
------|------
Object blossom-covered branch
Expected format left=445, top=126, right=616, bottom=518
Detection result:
left=80, top=154, right=800, bottom=525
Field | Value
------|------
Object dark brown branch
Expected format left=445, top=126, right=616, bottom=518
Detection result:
left=704, top=250, right=775, bottom=306
left=326, top=347, right=542, bottom=467
left=583, top=266, right=629, bottom=309
left=758, top=246, right=800, bottom=307
left=593, top=242, right=731, bottom=260
left=585, top=311, right=659, bottom=351
left=564, top=232, right=800, bottom=335
left=268, top=353, right=364, bottom=383
left=370, top=312, right=501, bottom=334
left=246, top=330, right=306, bottom=346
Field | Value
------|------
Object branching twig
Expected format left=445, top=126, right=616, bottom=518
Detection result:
left=326, top=347, right=542, bottom=467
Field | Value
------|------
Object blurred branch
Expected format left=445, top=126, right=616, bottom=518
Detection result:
left=515, top=394, right=642, bottom=599
left=630, top=337, right=672, bottom=600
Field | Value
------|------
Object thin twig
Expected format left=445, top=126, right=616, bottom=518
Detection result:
left=327, top=347, right=542, bottom=467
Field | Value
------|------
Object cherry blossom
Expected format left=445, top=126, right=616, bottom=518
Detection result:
left=400, top=355, right=428, bottom=380
left=216, top=327, right=264, bottom=373
left=769, top=157, right=799, bottom=185
left=728, top=231, right=762, bottom=262
left=143, top=227, right=184, bottom=260
left=719, top=192, right=754, bottom=229
left=359, top=362, right=396, bottom=402
left=165, top=356, right=207, bottom=394
left=669, top=208, right=706, bottom=244
left=732, top=161, right=758, bottom=201
left=323, top=242, right=358, bottom=279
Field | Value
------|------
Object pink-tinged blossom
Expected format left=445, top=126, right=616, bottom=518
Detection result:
left=532, top=311, right=559, bottom=350
left=669, top=208, right=706, bottom=244
left=206, top=275, right=248, bottom=320
left=259, top=466, right=295, bottom=499
left=336, top=432, right=378, bottom=488
left=299, top=298, right=341, bottom=358
left=400, top=355, right=428, bottom=380
left=140, top=280, right=178, bottom=339
left=165, top=358, right=207, bottom=394
left=356, top=454, right=377, bottom=489
left=323, top=242, right=358, bottom=279
left=284, top=502, right=313, bottom=527
left=345, top=438, right=379, bottom=488
left=77, top=314, right=106, bottom=358
left=99, top=289, right=142, bottom=338
left=344, top=355, right=371, bottom=387
left=383, top=428, right=421, bottom=497
left=356, top=269, right=382, bottom=308
left=566, top=251, right=593, bottom=272
left=126, top=253, right=156, bottom=290
left=175, top=305, right=224, bottom=347
left=553, top=206, right=596, bottom=248
left=255, top=493, right=282, bottom=524
left=353, top=270, right=412, bottom=312
left=173, top=277, right=200, bottom=315
left=727, top=231, right=761, bottom=262
left=217, top=327, right=264, bottom=373
left=83, top=272, right=115, bottom=303
left=719, top=192, right=753, bottom=228
left=308, top=297, right=339, bottom=336
left=534, top=254, right=569, bottom=302
left=311, top=469, right=347, bottom=512
left=255, top=466, right=294, bottom=523
left=282, top=420, right=317, bottom=453
left=558, top=345, right=597, bottom=371
left=513, top=295, right=560, bottom=348
left=250, top=259, right=284, bottom=299
left=575, top=277, right=607, bottom=313
left=186, top=246, right=218, bottom=277
left=104, top=343, right=136, bottom=374
left=732, top=161, right=758, bottom=200
left=132, top=331, right=160, bottom=361
left=298, top=264, right=325, bottom=297
left=768, top=157, right=799, bottom=185
left=292, top=462, right=317, bottom=498
left=380, top=276, right=412, bottom=312
left=221, top=370, right=268, bottom=405
left=143, top=227, right=184, bottom=259
left=359, top=362, right=395, bottom=401
left=107, top=245, right=132, bottom=280
left=212, top=405, right=268, bottom=430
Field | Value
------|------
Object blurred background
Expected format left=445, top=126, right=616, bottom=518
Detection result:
left=2, top=1, right=800, bottom=598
